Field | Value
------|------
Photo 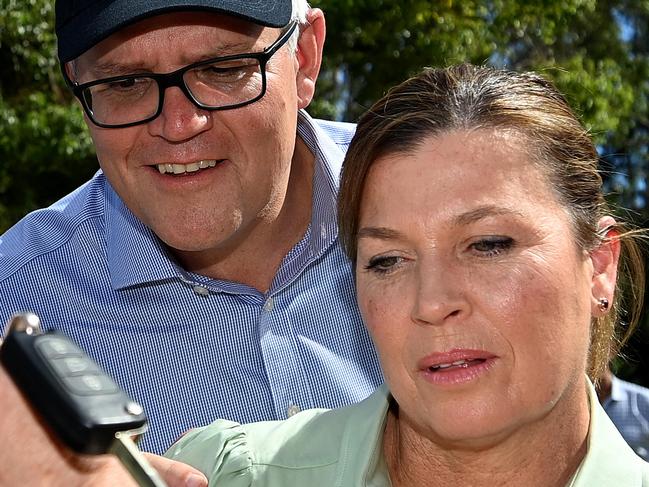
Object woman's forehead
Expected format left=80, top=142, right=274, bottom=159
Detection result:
left=367, top=129, right=530, bottom=183
left=359, top=129, right=561, bottom=222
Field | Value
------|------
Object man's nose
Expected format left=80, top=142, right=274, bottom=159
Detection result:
left=147, top=86, right=213, bottom=142
left=410, top=263, right=470, bottom=327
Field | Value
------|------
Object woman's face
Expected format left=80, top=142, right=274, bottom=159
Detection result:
left=356, top=129, right=608, bottom=446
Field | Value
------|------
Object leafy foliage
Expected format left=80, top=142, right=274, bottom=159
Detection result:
left=0, top=0, right=96, bottom=231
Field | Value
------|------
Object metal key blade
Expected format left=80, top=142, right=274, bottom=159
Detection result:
left=109, top=432, right=168, bottom=487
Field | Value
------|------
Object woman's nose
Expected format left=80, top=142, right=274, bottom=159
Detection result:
left=410, top=265, right=470, bottom=326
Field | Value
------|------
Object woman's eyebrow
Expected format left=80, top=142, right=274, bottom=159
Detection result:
left=357, top=207, right=522, bottom=241
left=357, top=226, right=404, bottom=241
left=453, top=205, right=523, bottom=226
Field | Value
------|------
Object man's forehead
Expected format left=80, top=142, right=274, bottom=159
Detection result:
left=106, top=11, right=265, bottom=49
left=75, top=12, right=269, bottom=75
left=123, top=10, right=264, bottom=37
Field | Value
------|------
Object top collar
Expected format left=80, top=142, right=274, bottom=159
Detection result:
left=567, top=378, right=646, bottom=485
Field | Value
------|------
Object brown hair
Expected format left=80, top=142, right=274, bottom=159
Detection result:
left=337, top=63, right=645, bottom=381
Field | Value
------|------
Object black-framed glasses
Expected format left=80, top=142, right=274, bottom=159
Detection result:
left=65, top=21, right=298, bottom=129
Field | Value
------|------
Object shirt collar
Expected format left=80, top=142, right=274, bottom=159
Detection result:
left=335, top=384, right=391, bottom=484
left=567, top=377, right=646, bottom=486
left=105, top=186, right=263, bottom=295
left=342, top=379, right=648, bottom=486
left=104, top=179, right=184, bottom=290
left=295, top=109, right=344, bottom=260
left=608, top=374, right=625, bottom=402
left=266, top=111, right=347, bottom=292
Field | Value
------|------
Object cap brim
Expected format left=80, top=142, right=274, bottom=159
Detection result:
left=57, top=0, right=292, bottom=63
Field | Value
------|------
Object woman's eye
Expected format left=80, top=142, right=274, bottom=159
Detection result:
left=469, top=237, right=514, bottom=257
left=364, top=255, right=402, bottom=274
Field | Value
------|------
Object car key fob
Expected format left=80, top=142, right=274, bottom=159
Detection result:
left=0, top=312, right=167, bottom=486
left=0, top=312, right=147, bottom=453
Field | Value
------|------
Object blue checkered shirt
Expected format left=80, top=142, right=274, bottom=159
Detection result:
left=0, top=111, right=383, bottom=453
left=603, top=374, right=649, bottom=460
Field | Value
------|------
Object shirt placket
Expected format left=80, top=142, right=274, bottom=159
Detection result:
left=258, top=293, right=314, bottom=419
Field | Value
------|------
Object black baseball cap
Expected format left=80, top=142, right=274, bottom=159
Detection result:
left=55, top=0, right=293, bottom=63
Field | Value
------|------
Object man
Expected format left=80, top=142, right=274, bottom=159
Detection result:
left=0, top=0, right=381, bottom=462
left=598, top=368, right=649, bottom=460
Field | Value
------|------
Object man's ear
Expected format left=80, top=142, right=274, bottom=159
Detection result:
left=63, top=61, right=76, bottom=82
left=295, top=8, right=325, bottom=109
left=590, top=216, right=621, bottom=316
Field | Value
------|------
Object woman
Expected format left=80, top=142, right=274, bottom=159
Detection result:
left=165, top=64, right=649, bottom=486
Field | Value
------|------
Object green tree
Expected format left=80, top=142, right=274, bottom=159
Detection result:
left=0, top=0, right=96, bottom=231
left=312, top=1, right=647, bottom=150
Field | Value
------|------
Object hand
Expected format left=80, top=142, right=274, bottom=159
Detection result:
left=0, top=366, right=207, bottom=486
left=144, top=453, right=208, bottom=487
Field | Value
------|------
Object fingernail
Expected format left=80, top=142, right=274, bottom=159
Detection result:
left=186, top=473, right=207, bottom=487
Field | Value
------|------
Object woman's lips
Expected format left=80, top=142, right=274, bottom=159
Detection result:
left=418, top=349, right=498, bottom=386
left=428, top=357, right=486, bottom=371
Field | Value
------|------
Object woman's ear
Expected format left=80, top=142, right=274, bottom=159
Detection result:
left=294, top=8, right=325, bottom=109
left=589, top=216, right=621, bottom=316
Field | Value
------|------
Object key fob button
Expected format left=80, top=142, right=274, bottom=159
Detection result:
left=50, top=356, right=101, bottom=376
left=35, top=336, right=83, bottom=358
left=63, top=374, right=120, bottom=395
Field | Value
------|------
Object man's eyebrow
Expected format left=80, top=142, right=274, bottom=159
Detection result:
left=88, top=61, right=151, bottom=77
left=207, top=40, right=259, bottom=56
left=453, top=205, right=523, bottom=226
left=87, top=41, right=261, bottom=78
left=357, top=226, right=404, bottom=241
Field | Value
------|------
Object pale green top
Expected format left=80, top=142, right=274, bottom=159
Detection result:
left=165, top=381, right=649, bottom=486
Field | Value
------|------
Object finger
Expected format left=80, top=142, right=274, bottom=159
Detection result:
left=143, top=453, right=208, bottom=487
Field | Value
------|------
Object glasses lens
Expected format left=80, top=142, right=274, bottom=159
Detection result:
left=184, top=57, right=264, bottom=108
left=83, top=77, right=159, bottom=126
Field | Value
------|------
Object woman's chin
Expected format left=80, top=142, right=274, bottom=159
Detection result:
left=405, top=413, right=529, bottom=452
left=399, top=395, right=539, bottom=451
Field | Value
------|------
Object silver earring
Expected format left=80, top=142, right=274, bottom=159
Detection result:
left=598, top=298, right=609, bottom=312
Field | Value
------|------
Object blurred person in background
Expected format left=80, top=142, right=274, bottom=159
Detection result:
left=598, top=367, right=649, bottom=460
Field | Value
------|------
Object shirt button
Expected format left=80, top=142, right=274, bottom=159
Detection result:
left=263, top=297, right=274, bottom=312
left=287, top=404, right=301, bottom=417
left=193, top=285, right=209, bottom=296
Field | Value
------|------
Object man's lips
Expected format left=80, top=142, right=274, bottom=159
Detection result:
left=418, top=349, right=498, bottom=372
left=154, top=159, right=221, bottom=175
